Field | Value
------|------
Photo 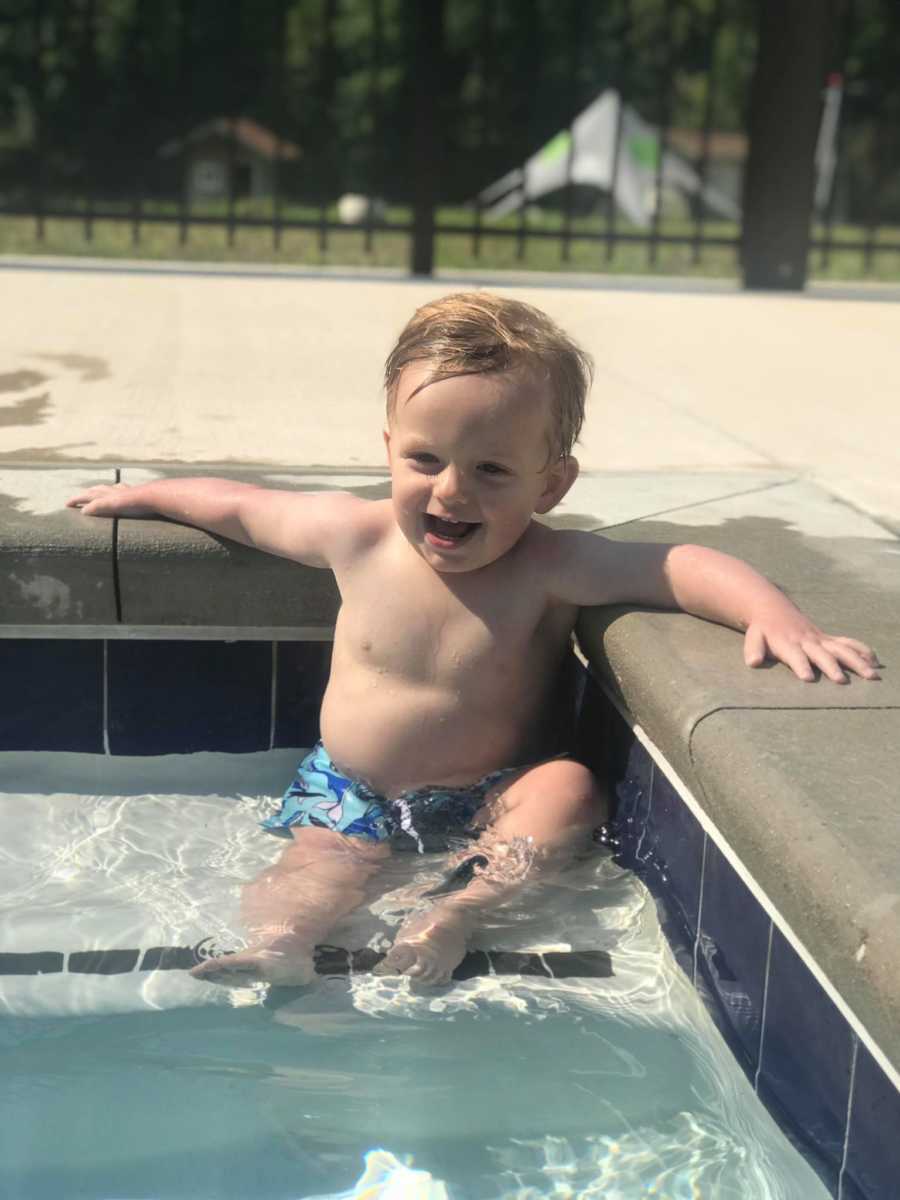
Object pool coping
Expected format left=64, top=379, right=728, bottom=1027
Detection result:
left=2, top=460, right=899, bottom=1194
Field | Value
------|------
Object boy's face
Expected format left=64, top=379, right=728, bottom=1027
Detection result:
left=384, top=363, right=576, bottom=574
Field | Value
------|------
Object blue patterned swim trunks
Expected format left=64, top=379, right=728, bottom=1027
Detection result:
left=261, top=742, right=517, bottom=852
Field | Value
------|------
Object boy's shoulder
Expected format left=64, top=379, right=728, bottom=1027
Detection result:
left=314, top=490, right=394, bottom=553
left=521, top=522, right=643, bottom=606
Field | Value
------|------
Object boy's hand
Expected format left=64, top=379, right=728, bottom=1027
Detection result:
left=743, top=617, right=881, bottom=684
left=67, top=484, right=156, bottom=518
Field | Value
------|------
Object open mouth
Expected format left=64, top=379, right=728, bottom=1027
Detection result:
left=423, top=513, right=481, bottom=546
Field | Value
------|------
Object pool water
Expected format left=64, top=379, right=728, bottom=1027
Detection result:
left=0, top=753, right=830, bottom=1199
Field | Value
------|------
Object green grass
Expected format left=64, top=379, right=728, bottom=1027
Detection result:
left=1, top=200, right=898, bottom=283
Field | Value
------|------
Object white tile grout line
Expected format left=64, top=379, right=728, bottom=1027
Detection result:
left=1, top=625, right=335, bottom=641
left=102, top=639, right=110, bottom=756
left=269, top=642, right=278, bottom=751
left=692, top=831, right=709, bottom=989
left=597, top=681, right=900, bottom=1097
left=837, top=1034, right=860, bottom=1200
left=753, top=920, right=775, bottom=1094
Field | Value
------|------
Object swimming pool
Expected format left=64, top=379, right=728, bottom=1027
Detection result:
left=2, top=743, right=831, bottom=1199
left=3, top=462, right=899, bottom=1199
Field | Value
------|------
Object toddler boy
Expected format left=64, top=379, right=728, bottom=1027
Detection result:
left=67, top=292, right=879, bottom=987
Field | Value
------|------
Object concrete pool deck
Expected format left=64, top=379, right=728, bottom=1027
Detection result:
left=1, top=255, right=899, bottom=532
left=1, top=260, right=899, bottom=1086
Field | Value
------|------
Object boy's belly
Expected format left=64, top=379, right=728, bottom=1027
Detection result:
left=319, top=676, right=550, bottom=796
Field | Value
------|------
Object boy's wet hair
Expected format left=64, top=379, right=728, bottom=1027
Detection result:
left=384, top=292, right=593, bottom=458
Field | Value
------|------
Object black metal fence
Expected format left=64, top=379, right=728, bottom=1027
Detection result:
left=0, top=0, right=897, bottom=285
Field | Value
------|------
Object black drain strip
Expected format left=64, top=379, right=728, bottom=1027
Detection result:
left=0, top=944, right=612, bottom=980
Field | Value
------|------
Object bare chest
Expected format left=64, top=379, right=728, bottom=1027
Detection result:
left=334, top=549, right=562, bottom=687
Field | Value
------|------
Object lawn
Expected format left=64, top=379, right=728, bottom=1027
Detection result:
left=1, top=199, right=898, bottom=283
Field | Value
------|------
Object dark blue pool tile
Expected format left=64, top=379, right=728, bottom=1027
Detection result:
left=273, top=640, right=332, bottom=749
left=108, top=641, right=271, bottom=754
left=696, top=840, right=769, bottom=1080
left=571, top=665, right=609, bottom=772
left=641, top=769, right=705, bottom=949
left=0, top=640, right=103, bottom=752
left=757, top=927, right=853, bottom=1195
left=606, top=712, right=653, bottom=869
left=840, top=1043, right=900, bottom=1200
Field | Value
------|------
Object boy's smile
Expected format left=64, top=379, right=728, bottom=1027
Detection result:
left=423, top=512, right=481, bottom=549
left=385, top=363, right=577, bottom=573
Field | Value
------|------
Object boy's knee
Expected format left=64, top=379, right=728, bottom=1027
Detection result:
left=501, top=758, right=607, bottom=828
left=549, top=760, right=607, bottom=826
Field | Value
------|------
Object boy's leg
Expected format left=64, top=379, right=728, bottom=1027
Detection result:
left=378, top=760, right=606, bottom=984
left=190, top=825, right=389, bottom=986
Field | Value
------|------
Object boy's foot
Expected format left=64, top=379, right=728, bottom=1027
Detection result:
left=374, top=908, right=469, bottom=985
left=189, top=934, right=315, bottom=987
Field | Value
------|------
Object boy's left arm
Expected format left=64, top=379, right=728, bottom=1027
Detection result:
left=554, top=533, right=880, bottom=684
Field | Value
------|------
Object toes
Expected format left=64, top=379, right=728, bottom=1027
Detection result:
left=190, top=961, right=258, bottom=985
left=374, top=942, right=454, bottom=985
left=373, top=942, right=419, bottom=976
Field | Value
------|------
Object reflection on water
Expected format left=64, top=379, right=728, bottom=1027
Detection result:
left=0, top=755, right=830, bottom=1200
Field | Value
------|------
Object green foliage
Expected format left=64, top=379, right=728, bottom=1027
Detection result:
left=0, top=0, right=897, bottom=269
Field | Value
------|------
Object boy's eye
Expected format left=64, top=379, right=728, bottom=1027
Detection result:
left=409, top=452, right=439, bottom=465
left=478, top=462, right=509, bottom=476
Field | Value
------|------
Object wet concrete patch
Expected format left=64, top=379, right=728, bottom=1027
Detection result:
left=34, top=353, right=110, bottom=382
left=0, top=392, right=52, bottom=428
left=0, top=370, right=49, bottom=394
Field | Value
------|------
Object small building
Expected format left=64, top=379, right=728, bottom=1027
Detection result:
left=159, top=117, right=301, bottom=202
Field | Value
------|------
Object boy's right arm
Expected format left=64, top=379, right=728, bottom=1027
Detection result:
left=66, top=479, right=368, bottom=568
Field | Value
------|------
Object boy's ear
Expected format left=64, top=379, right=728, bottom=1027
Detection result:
left=383, top=427, right=392, bottom=463
left=534, top=455, right=579, bottom=515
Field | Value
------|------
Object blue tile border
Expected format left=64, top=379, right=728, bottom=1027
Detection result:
left=604, top=700, right=703, bottom=978
left=0, top=639, right=104, bottom=753
left=107, top=640, right=273, bottom=754
left=757, top=926, right=854, bottom=1195
left=841, top=1041, right=900, bottom=1200
left=696, top=839, right=769, bottom=1081
left=593, top=682, right=900, bottom=1200
left=273, top=640, right=331, bottom=749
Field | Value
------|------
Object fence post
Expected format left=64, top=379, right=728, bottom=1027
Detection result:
left=409, top=0, right=444, bottom=276
left=741, top=0, right=832, bottom=290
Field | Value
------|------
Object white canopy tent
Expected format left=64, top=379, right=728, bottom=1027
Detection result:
left=477, top=89, right=740, bottom=228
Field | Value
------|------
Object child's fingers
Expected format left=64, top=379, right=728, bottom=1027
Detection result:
left=69, top=496, right=110, bottom=516
left=824, top=638, right=881, bottom=680
left=67, top=485, right=116, bottom=509
left=743, top=625, right=767, bottom=668
left=779, top=643, right=817, bottom=682
left=831, top=636, right=881, bottom=667
left=66, top=489, right=98, bottom=508
left=801, top=640, right=848, bottom=684
left=78, top=499, right=109, bottom=516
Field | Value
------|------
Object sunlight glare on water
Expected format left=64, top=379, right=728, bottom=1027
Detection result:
left=0, top=752, right=831, bottom=1200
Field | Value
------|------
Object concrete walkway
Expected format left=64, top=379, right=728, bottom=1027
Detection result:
left=1, top=257, right=899, bottom=532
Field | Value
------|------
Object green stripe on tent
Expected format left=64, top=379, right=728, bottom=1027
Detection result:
left=538, top=130, right=572, bottom=165
left=628, top=134, right=659, bottom=170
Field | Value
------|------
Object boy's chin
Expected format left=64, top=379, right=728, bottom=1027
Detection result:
left=418, top=545, right=483, bottom=573
left=415, top=534, right=522, bottom=575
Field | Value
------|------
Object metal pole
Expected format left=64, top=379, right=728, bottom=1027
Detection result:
left=409, top=0, right=443, bottom=276
left=741, top=0, right=833, bottom=290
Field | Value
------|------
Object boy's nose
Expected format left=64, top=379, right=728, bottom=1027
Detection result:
left=434, top=465, right=467, bottom=504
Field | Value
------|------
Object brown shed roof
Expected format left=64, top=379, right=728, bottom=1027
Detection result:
left=159, top=117, right=300, bottom=161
